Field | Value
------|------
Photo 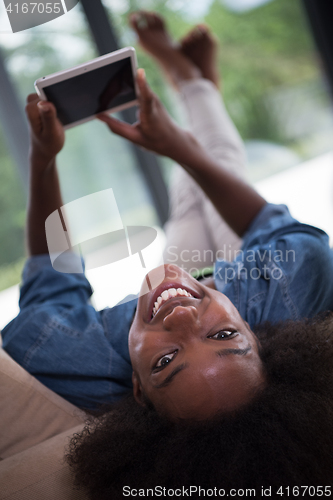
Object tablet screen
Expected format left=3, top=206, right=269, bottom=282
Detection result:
left=43, top=57, right=136, bottom=126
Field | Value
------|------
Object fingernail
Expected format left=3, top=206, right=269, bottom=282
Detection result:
left=137, top=14, right=148, bottom=29
left=38, top=101, right=51, bottom=112
left=138, top=68, right=146, bottom=80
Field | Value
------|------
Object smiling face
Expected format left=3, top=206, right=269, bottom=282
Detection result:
left=129, top=264, right=266, bottom=420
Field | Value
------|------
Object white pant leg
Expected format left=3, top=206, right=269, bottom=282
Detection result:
left=164, top=79, right=246, bottom=267
left=180, top=79, right=246, bottom=176
left=163, top=164, right=216, bottom=271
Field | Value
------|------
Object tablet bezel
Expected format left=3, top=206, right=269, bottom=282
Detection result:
left=34, top=47, right=139, bottom=129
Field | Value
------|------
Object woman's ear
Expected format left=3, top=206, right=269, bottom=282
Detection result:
left=132, top=371, right=146, bottom=407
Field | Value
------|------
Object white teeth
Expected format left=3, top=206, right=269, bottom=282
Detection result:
left=152, top=287, right=194, bottom=318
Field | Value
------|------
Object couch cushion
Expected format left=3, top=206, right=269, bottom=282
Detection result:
left=0, top=347, right=86, bottom=459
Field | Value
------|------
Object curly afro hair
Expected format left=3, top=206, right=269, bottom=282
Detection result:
left=67, top=313, right=333, bottom=499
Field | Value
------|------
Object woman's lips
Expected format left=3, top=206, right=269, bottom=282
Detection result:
left=151, top=296, right=198, bottom=322
left=147, top=281, right=201, bottom=322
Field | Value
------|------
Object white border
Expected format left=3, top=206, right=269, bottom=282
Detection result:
left=34, top=46, right=139, bottom=129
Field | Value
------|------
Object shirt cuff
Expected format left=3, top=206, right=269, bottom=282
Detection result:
left=22, top=253, right=85, bottom=284
left=243, top=203, right=290, bottom=241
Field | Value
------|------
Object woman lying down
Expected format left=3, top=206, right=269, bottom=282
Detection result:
left=3, top=12, right=333, bottom=499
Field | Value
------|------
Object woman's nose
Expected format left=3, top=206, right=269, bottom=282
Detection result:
left=163, top=304, right=199, bottom=331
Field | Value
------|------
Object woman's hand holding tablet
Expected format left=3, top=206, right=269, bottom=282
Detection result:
left=34, top=47, right=138, bottom=129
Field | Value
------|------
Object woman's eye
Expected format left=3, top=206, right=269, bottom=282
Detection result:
left=209, top=330, right=237, bottom=340
left=154, top=351, right=177, bottom=370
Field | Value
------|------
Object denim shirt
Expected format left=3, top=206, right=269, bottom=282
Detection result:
left=2, top=255, right=137, bottom=410
left=3, top=204, right=333, bottom=410
left=214, top=204, right=333, bottom=326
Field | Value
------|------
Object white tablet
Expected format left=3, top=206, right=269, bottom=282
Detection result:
left=34, top=47, right=139, bottom=129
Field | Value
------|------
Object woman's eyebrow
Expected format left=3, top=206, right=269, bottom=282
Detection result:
left=153, top=363, right=188, bottom=389
left=216, top=345, right=252, bottom=357
left=153, top=346, right=251, bottom=389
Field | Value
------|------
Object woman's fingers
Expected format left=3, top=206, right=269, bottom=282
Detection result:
left=25, top=95, right=42, bottom=134
left=136, top=68, right=154, bottom=119
left=25, top=94, right=65, bottom=157
left=25, top=96, right=58, bottom=138
left=97, top=114, right=142, bottom=144
left=26, top=93, right=39, bottom=104
left=97, top=69, right=159, bottom=148
left=37, top=101, right=58, bottom=136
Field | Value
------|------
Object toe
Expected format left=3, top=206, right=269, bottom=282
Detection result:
left=151, top=12, right=165, bottom=29
left=180, top=31, right=196, bottom=47
left=143, top=11, right=159, bottom=29
left=129, top=12, right=141, bottom=31
left=197, top=24, right=208, bottom=33
left=129, top=11, right=150, bottom=31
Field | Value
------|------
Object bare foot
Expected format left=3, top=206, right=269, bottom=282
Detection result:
left=129, top=11, right=201, bottom=89
left=181, top=25, right=220, bottom=88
